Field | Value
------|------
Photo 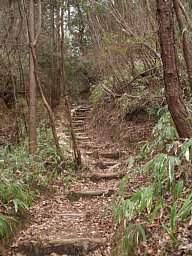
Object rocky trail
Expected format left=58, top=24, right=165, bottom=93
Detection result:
left=4, top=105, right=128, bottom=256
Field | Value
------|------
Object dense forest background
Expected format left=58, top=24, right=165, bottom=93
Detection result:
left=0, top=1, right=192, bottom=255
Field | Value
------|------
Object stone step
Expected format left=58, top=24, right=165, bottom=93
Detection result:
left=80, top=144, right=103, bottom=150
left=15, top=237, right=106, bottom=256
left=73, top=118, right=86, bottom=123
left=71, top=105, right=89, bottom=112
left=67, top=189, right=115, bottom=202
left=100, top=152, right=121, bottom=160
left=105, top=161, right=119, bottom=167
left=79, top=140, right=94, bottom=143
left=73, top=116, right=86, bottom=121
left=94, top=161, right=119, bottom=169
left=73, top=112, right=86, bottom=116
left=73, top=122, right=84, bottom=127
left=74, top=128, right=85, bottom=133
left=84, top=151, right=121, bottom=160
left=75, top=108, right=91, bottom=113
left=76, top=136, right=90, bottom=141
left=73, top=120, right=84, bottom=124
left=75, top=133, right=86, bottom=137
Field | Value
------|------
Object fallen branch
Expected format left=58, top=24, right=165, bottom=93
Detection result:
left=117, top=65, right=162, bottom=94
left=100, top=84, right=120, bottom=98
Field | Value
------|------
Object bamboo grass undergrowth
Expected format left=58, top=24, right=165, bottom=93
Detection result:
left=113, top=105, right=192, bottom=255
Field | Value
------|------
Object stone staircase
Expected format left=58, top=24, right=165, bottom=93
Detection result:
left=6, top=105, right=126, bottom=256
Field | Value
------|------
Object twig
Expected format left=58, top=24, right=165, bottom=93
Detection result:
left=117, top=65, right=162, bottom=94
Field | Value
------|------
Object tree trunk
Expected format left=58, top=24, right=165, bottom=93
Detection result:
left=156, top=0, right=192, bottom=139
left=173, top=0, right=192, bottom=88
left=50, top=1, right=60, bottom=109
left=60, top=2, right=82, bottom=168
left=23, top=0, right=65, bottom=161
left=28, top=0, right=36, bottom=155
left=145, top=0, right=156, bottom=31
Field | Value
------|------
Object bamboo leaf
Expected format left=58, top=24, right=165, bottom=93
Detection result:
left=144, top=158, right=155, bottom=172
left=185, top=148, right=190, bottom=161
left=168, top=156, right=175, bottom=184
left=172, top=180, right=183, bottom=200
left=127, top=156, right=135, bottom=169
left=149, top=200, right=163, bottom=222
left=136, top=224, right=147, bottom=242
left=170, top=202, right=177, bottom=233
left=181, top=205, right=192, bottom=221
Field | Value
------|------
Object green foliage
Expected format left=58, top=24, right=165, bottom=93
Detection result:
left=65, top=59, right=91, bottom=101
left=113, top=106, right=192, bottom=254
left=0, top=121, right=66, bottom=240
left=162, top=192, right=192, bottom=241
left=152, top=105, right=177, bottom=141
left=0, top=215, right=16, bottom=240
left=117, top=93, right=138, bottom=117
left=120, top=223, right=147, bottom=255
left=136, top=105, right=178, bottom=161
left=89, top=85, right=103, bottom=105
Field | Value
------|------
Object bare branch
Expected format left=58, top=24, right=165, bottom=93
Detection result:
left=33, top=0, right=42, bottom=46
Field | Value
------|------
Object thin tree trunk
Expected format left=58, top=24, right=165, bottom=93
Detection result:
left=23, top=0, right=65, bottom=160
left=60, top=2, right=82, bottom=168
left=56, top=5, right=61, bottom=104
left=178, top=0, right=192, bottom=32
left=50, top=1, right=61, bottom=108
left=33, top=62, right=65, bottom=161
left=28, top=0, right=36, bottom=155
left=31, top=45, right=65, bottom=161
left=157, top=0, right=192, bottom=139
left=144, top=0, right=156, bottom=31
left=51, top=0, right=56, bottom=108
left=173, top=0, right=192, bottom=88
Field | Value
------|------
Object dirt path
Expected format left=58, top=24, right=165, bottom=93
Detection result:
left=5, top=105, right=127, bottom=256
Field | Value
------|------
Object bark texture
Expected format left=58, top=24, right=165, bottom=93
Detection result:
left=157, top=0, right=192, bottom=138
left=28, top=0, right=36, bottom=154
left=173, top=0, right=192, bottom=88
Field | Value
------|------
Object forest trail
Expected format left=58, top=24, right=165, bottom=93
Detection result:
left=5, top=105, right=127, bottom=256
